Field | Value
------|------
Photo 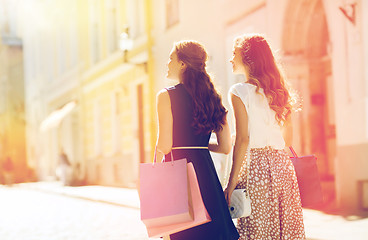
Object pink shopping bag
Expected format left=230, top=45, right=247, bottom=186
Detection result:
left=147, top=162, right=211, bottom=238
left=139, top=156, right=193, bottom=228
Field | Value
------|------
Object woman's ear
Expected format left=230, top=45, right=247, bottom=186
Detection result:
left=180, top=61, right=186, bottom=70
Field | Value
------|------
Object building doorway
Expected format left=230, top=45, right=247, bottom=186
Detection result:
left=282, top=0, right=336, bottom=180
left=137, top=83, right=145, bottom=163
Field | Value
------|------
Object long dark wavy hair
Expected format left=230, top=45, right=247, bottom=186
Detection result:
left=234, top=34, right=294, bottom=125
left=174, top=40, right=227, bottom=134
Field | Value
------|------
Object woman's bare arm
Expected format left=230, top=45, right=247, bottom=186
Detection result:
left=282, top=115, right=293, bottom=147
left=155, top=89, right=173, bottom=161
left=224, top=93, right=249, bottom=205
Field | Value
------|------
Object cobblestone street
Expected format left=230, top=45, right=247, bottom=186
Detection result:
left=0, top=186, right=156, bottom=240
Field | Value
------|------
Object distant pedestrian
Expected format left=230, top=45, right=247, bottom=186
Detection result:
left=57, top=149, right=72, bottom=186
left=156, top=40, right=239, bottom=240
left=71, top=162, right=85, bottom=186
left=3, top=157, right=14, bottom=186
left=224, top=34, right=305, bottom=239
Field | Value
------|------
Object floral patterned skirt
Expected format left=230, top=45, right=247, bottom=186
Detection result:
left=236, top=147, right=305, bottom=240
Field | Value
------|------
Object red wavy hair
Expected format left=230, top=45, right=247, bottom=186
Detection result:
left=174, top=40, right=227, bottom=134
left=234, top=34, right=293, bottom=125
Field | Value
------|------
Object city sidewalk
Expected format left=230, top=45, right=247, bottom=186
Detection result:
left=17, top=181, right=140, bottom=210
left=16, top=181, right=368, bottom=240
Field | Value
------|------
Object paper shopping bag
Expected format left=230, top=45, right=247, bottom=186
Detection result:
left=139, top=158, right=193, bottom=228
left=147, top=162, right=211, bottom=238
left=290, top=147, right=323, bottom=207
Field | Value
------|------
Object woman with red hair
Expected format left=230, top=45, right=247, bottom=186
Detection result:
left=224, top=34, right=305, bottom=239
left=156, top=40, right=239, bottom=240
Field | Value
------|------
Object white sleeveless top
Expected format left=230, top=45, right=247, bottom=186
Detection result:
left=229, top=82, right=285, bottom=150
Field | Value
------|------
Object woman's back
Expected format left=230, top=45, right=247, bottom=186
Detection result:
left=156, top=40, right=238, bottom=240
left=165, top=83, right=239, bottom=240
left=226, top=33, right=305, bottom=240
left=166, top=83, right=210, bottom=148
left=230, top=82, right=285, bottom=149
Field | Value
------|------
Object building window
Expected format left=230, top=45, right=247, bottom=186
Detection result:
left=166, top=0, right=179, bottom=29
left=69, top=3, right=79, bottom=67
left=126, top=0, right=145, bottom=38
left=93, top=99, right=102, bottom=156
left=57, top=24, right=66, bottom=74
left=28, top=36, right=37, bottom=80
left=106, top=0, right=118, bottom=54
left=69, top=26, right=79, bottom=67
left=111, top=92, right=121, bottom=153
left=0, top=77, right=6, bottom=113
left=45, top=34, right=54, bottom=83
left=89, top=0, right=101, bottom=64
left=34, top=36, right=41, bottom=79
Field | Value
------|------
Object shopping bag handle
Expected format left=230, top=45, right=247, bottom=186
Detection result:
left=289, top=146, right=298, bottom=158
left=154, top=146, right=158, bottom=164
left=153, top=146, right=174, bottom=164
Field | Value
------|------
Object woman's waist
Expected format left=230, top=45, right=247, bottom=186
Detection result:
left=172, top=146, right=209, bottom=150
left=249, top=146, right=285, bottom=152
left=248, top=138, right=285, bottom=149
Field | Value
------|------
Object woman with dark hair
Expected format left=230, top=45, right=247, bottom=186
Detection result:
left=156, top=40, right=239, bottom=240
left=224, top=34, right=305, bottom=239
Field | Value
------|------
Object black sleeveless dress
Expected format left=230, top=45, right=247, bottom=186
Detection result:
left=165, top=84, right=239, bottom=240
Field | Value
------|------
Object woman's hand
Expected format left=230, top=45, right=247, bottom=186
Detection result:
left=224, top=182, right=236, bottom=206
